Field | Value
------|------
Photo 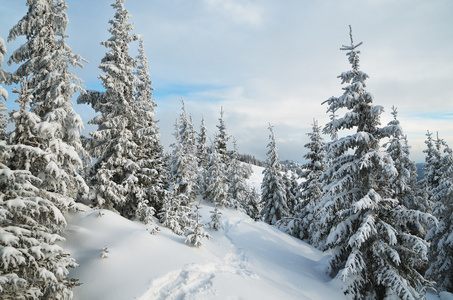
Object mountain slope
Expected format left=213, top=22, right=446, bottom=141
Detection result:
left=60, top=165, right=445, bottom=300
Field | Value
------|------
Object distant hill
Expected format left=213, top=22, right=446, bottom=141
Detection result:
left=281, top=160, right=304, bottom=176
left=238, top=154, right=304, bottom=176
left=238, top=153, right=265, bottom=167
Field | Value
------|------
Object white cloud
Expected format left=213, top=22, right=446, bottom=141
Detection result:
left=203, top=0, right=263, bottom=26
left=2, top=0, right=453, bottom=163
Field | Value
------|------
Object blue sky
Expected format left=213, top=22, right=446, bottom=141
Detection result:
left=1, top=0, right=452, bottom=162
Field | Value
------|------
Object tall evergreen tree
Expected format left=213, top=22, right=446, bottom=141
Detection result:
left=214, top=107, right=230, bottom=164
left=204, top=146, right=229, bottom=207
left=227, top=140, right=251, bottom=209
left=83, top=0, right=153, bottom=219
left=293, top=119, right=325, bottom=242
left=282, top=171, right=298, bottom=216
left=196, top=116, right=209, bottom=168
left=7, top=0, right=89, bottom=201
left=385, top=107, right=426, bottom=216
left=195, top=116, right=209, bottom=197
left=261, top=125, right=288, bottom=225
left=244, top=187, right=261, bottom=221
left=425, top=143, right=453, bottom=292
left=0, top=37, right=10, bottom=141
left=0, top=74, right=78, bottom=299
left=420, top=131, right=445, bottom=214
left=133, top=37, right=167, bottom=214
left=169, top=99, right=198, bottom=203
left=313, top=27, right=435, bottom=299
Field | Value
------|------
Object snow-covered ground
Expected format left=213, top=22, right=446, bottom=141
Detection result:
left=60, top=165, right=446, bottom=300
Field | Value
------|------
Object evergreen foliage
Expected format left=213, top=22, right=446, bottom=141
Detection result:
left=385, top=108, right=420, bottom=210
left=227, top=140, right=251, bottom=210
left=261, top=125, right=288, bottom=225
left=214, top=107, right=230, bottom=164
left=7, top=0, right=89, bottom=201
left=204, top=147, right=230, bottom=207
left=184, top=205, right=211, bottom=248
left=293, top=120, right=325, bottom=242
left=208, top=207, right=223, bottom=231
left=0, top=67, right=77, bottom=299
left=282, top=172, right=298, bottom=216
left=244, top=187, right=261, bottom=221
left=169, top=99, right=197, bottom=203
left=196, top=116, right=209, bottom=169
left=313, top=27, right=435, bottom=299
left=0, top=37, right=11, bottom=141
left=85, top=0, right=139, bottom=213
left=420, top=131, right=445, bottom=214
left=82, top=0, right=160, bottom=221
left=158, top=192, right=192, bottom=236
left=133, top=37, right=167, bottom=213
left=425, top=140, right=453, bottom=293
left=195, top=117, right=209, bottom=197
left=385, top=107, right=430, bottom=237
left=0, top=161, right=79, bottom=298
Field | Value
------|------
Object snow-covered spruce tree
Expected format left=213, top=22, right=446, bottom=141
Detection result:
left=7, top=0, right=89, bottom=201
left=0, top=37, right=11, bottom=141
left=292, top=119, right=325, bottom=242
left=420, top=131, right=446, bottom=214
left=133, top=37, right=167, bottom=216
left=158, top=192, right=192, bottom=236
left=385, top=107, right=428, bottom=231
left=197, top=116, right=209, bottom=168
left=283, top=171, right=299, bottom=216
left=244, top=187, right=261, bottom=221
left=314, top=27, right=435, bottom=299
left=184, top=205, right=211, bottom=248
left=227, top=140, right=251, bottom=210
left=0, top=161, right=79, bottom=299
left=208, top=207, right=223, bottom=231
left=195, top=116, right=209, bottom=196
left=261, top=125, right=288, bottom=225
left=83, top=0, right=154, bottom=220
left=214, top=107, right=230, bottom=164
left=385, top=108, right=417, bottom=207
left=168, top=99, right=198, bottom=203
left=204, top=146, right=230, bottom=207
left=0, top=77, right=78, bottom=299
left=425, top=143, right=453, bottom=292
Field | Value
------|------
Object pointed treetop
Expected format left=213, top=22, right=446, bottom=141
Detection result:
left=268, top=123, right=275, bottom=140
left=180, top=97, right=187, bottom=113
left=340, top=25, right=363, bottom=51
left=391, top=106, right=398, bottom=120
left=312, top=118, right=318, bottom=128
left=268, top=122, right=273, bottom=132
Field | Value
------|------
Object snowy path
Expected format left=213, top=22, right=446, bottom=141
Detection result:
left=139, top=216, right=259, bottom=300
left=137, top=206, right=343, bottom=300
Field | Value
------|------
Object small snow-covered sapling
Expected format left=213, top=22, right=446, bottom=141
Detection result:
left=208, top=207, right=223, bottom=231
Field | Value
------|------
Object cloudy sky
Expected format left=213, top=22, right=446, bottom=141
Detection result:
left=1, top=0, right=452, bottom=162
